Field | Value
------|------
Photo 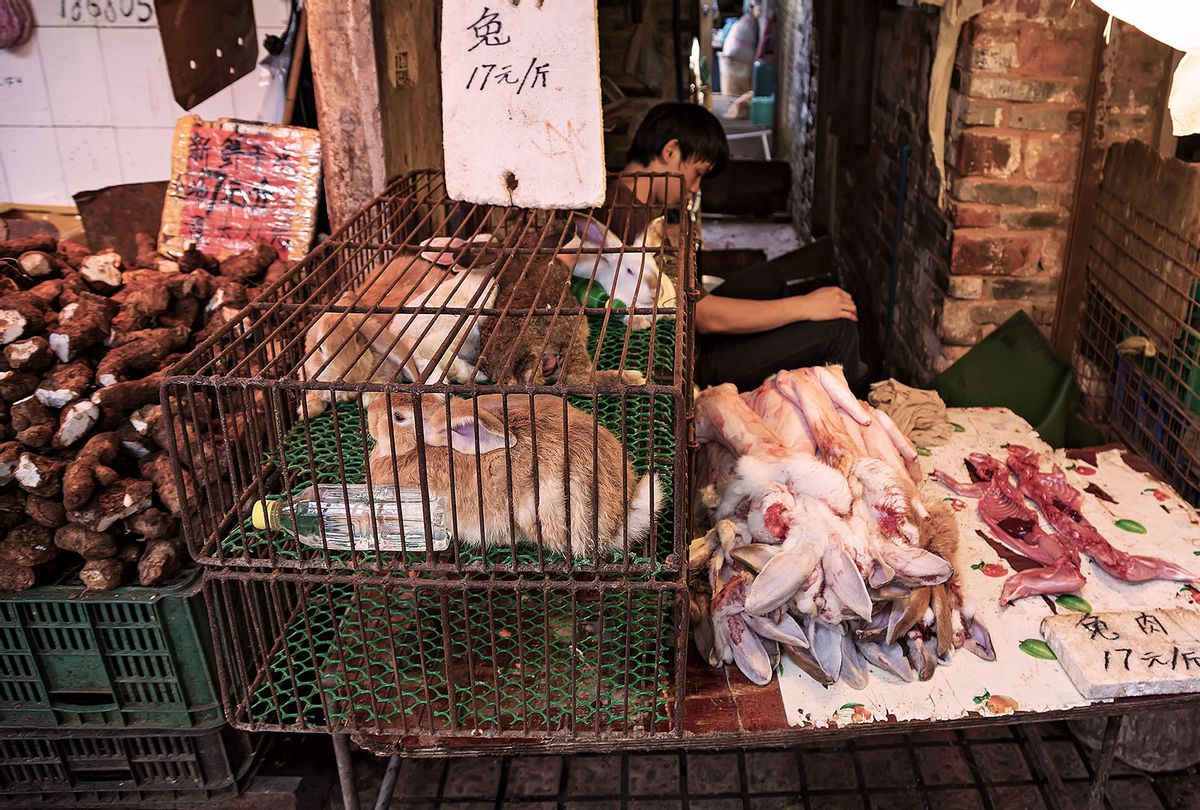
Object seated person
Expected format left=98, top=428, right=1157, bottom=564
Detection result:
left=593, top=102, right=869, bottom=395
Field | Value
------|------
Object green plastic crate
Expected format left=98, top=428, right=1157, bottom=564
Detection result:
left=0, top=569, right=222, bottom=730
left=0, top=725, right=256, bottom=808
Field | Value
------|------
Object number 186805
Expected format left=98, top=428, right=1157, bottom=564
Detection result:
left=60, top=0, right=155, bottom=24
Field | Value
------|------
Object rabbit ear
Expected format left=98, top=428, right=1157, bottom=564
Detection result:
left=577, top=218, right=625, bottom=249
left=443, top=414, right=510, bottom=454
left=637, top=217, right=666, bottom=249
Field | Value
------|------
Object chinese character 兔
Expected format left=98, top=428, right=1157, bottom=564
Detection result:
left=466, top=6, right=510, bottom=52
left=1136, top=612, right=1169, bottom=636
left=1077, top=613, right=1120, bottom=642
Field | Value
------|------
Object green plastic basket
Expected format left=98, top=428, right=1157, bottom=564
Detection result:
left=0, top=569, right=222, bottom=730
left=0, top=725, right=256, bottom=808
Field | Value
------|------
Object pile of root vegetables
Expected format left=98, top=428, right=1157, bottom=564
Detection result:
left=0, top=232, right=284, bottom=591
left=690, top=367, right=994, bottom=688
left=935, top=448, right=1196, bottom=605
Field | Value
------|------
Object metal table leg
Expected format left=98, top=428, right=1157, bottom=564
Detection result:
left=334, top=734, right=360, bottom=810
left=374, top=754, right=402, bottom=810
left=1021, top=724, right=1073, bottom=810
left=1086, top=714, right=1124, bottom=810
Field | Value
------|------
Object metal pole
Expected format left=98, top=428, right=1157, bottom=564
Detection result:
left=1086, top=713, right=1124, bottom=810
left=334, top=734, right=360, bottom=810
left=373, top=754, right=403, bottom=810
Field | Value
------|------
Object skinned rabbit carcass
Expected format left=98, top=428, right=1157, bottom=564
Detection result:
left=365, top=392, right=663, bottom=558
left=691, top=365, right=993, bottom=690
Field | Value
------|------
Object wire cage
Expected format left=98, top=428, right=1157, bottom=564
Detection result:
left=1072, top=141, right=1200, bottom=505
left=202, top=574, right=686, bottom=746
left=162, top=170, right=697, bottom=743
left=162, top=170, right=694, bottom=577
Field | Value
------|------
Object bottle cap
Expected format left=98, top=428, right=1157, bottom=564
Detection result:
left=251, top=500, right=280, bottom=531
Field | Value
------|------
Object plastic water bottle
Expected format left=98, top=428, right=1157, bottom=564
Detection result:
left=252, top=484, right=449, bottom=552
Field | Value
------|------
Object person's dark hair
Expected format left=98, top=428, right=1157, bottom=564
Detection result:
left=626, top=102, right=729, bottom=178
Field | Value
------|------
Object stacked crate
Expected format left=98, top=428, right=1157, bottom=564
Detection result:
left=1072, top=141, right=1200, bottom=505
left=0, top=569, right=259, bottom=806
left=163, top=170, right=697, bottom=753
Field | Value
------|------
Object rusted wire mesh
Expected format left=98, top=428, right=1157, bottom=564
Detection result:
left=163, top=170, right=696, bottom=741
left=1071, top=142, right=1200, bottom=505
left=203, top=574, right=686, bottom=741
left=162, top=170, right=695, bottom=575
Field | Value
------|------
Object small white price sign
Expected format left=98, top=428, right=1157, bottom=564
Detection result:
left=440, top=0, right=606, bottom=208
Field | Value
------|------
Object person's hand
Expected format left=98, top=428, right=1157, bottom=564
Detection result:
left=797, top=287, right=857, bottom=321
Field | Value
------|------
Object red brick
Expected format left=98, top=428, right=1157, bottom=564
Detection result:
left=1009, top=104, right=1085, bottom=132
left=953, top=203, right=1002, bottom=228
left=1016, top=22, right=1095, bottom=77
left=951, top=229, right=1042, bottom=276
left=1015, top=0, right=1073, bottom=19
left=962, top=74, right=1084, bottom=104
left=951, top=176, right=1059, bottom=207
left=1024, top=135, right=1080, bottom=182
left=958, top=130, right=1023, bottom=178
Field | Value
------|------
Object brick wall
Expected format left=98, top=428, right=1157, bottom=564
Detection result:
left=940, top=0, right=1174, bottom=373
left=810, top=0, right=1175, bottom=384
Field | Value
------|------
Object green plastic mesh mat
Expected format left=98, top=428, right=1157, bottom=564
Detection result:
left=221, top=316, right=679, bottom=571
left=245, top=582, right=674, bottom=734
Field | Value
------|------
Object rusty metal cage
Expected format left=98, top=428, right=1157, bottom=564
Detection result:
left=162, top=170, right=696, bottom=743
left=1072, top=141, right=1200, bottom=505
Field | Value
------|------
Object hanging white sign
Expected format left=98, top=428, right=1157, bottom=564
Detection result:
left=440, top=1, right=606, bottom=208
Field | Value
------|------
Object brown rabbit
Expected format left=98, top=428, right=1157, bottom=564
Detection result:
left=365, top=392, right=662, bottom=557
left=475, top=254, right=645, bottom=386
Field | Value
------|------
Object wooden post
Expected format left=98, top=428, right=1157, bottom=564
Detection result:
left=374, top=0, right=444, bottom=183
left=306, top=0, right=389, bottom=228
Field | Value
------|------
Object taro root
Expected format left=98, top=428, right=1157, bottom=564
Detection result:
left=79, top=251, right=123, bottom=293
left=140, top=453, right=194, bottom=517
left=110, top=271, right=173, bottom=332
left=26, top=278, right=63, bottom=309
left=95, top=325, right=186, bottom=386
left=47, top=294, right=114, bottom=362
left=138, top=539, right=183, bottom=586
left=15, top=452, right=65, bottom=497
left=0, top=563, right=35, bottom=592
left=178, top=243, right=218, bottom=273
left=35, top=362, right=92, bottom=408
left=0, top=233, right=57, bottom=259
left=0, top=489, right=25, bottom=530
left=5, top=336, right=53, bottom=373
left=68, top=477, right=153, bottom=532
left=126, top=506, right=176, bottom=541
left=79, top=558, right=123, bottom=591
left=25, top=494, right=66, bottom=528
left=263, top=258, right=291, bottom=287
left=0, top=440, right=21, bottom=484
left=0, top=370, right=39, bottom=402
left=52, top=398, right=100, bottom=448
left=92, top=370, right=165, bottom=412
left=0, top=522, right=57, bottom=566
left=116, top=542, right=141, bottom=566
left=56, top=240, right=92, bottom=269
left=54, top=524, right=117, bottom=560
left=11, top=395, right=55, bottom=447
left=18, top=251, right=64, bottom=279
left=218, top=241, right=277, bottom=281
left=62, top=432, right=120, bottom=511
left=115, top=421, right=154, bottom=459
left=0, top=292, right=46, bottom=345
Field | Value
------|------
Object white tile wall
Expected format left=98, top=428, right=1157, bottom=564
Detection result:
left=1, top=5, right=288, bottom=206
left=1, top=127, right=68, bottom=204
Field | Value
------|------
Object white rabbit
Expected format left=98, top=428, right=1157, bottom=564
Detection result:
left=566, top=218, right=671, bottom=330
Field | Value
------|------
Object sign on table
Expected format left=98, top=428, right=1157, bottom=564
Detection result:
left=440, top=1, right=605, bottom=208
left=1043, top=609, right=1200, bottom=699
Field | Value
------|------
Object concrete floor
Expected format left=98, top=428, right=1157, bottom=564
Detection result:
left=324, top=721, right=1200, bottom=810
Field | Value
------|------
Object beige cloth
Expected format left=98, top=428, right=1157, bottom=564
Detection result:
left=920, top=0, right=985, bottom=203
left=868, top=378, right=954, bottom=447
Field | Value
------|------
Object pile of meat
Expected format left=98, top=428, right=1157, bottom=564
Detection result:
left=0, top=232, right=283, bottom=591
left=691, top=366, right=994, bottom=688
left=936, top=447, right=1196, bottom=604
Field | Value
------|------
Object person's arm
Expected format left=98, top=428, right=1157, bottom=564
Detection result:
left=695, top=287, right=857, bottom=335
